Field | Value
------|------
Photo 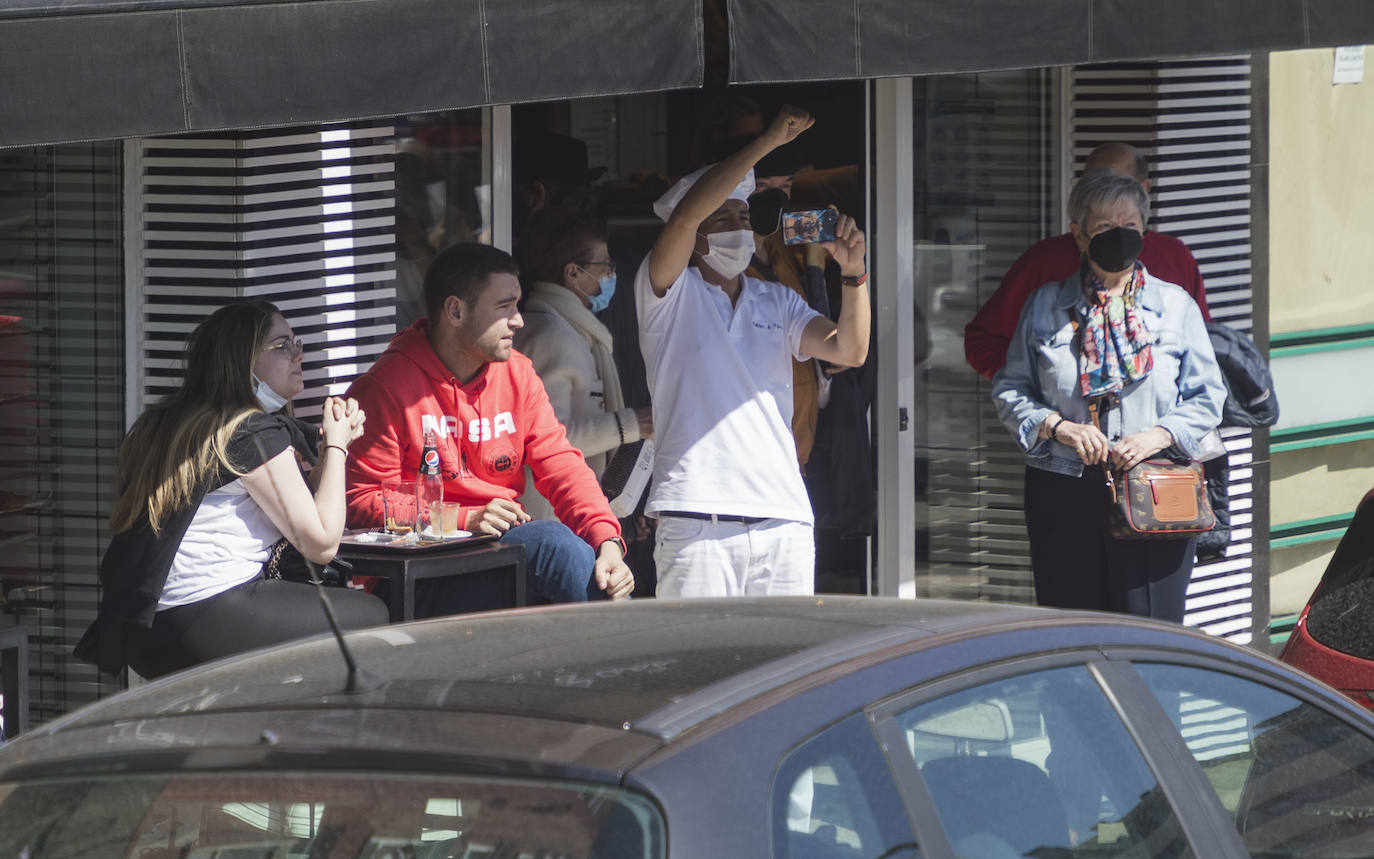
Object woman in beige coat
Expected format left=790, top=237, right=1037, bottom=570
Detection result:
left=514, top=208, right=653, bottom=522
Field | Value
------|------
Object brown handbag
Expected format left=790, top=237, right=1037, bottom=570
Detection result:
left=1089, top=399, right=1216, bottom=541
left=1106, top=459, right=1215, bottom=540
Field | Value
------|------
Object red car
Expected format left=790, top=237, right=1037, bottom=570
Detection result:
left=1281, top=488, right=1374, bottom=710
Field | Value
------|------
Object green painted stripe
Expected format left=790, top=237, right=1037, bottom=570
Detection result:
left=1269, top=614, right=1298, bottom=647
left=1271, top=512, right=1353, bottom=550
left=1271, top=338, right=1374, bottom=358
left=1271, top=323, right=1374, bottom=348
left=1271, top=418, right=1374, bottom=452
left=1272, top=429, right=1374, bottom=453
left=1273, top=512, right=1355, bottom=534
left=1272, top=531, right=1346, bottom=549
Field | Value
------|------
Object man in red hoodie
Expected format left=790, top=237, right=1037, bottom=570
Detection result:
left=345, top=243, right=634, bottom=605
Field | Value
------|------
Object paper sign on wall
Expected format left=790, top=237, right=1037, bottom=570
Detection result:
left=1334, top=46, right=1365, bottom=85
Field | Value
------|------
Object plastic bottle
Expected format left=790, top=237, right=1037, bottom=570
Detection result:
left=420, top=428, right=444, bottom=532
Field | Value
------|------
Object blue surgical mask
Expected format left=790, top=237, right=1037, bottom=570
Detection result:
left=253, top=375, right=289, bottom=412
left=588, top=274, right=616, bottom=313
left=574, top=267, right=617, bottom=314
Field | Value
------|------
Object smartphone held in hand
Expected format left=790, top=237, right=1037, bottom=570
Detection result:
left=781, top=208, right=838, bottom=245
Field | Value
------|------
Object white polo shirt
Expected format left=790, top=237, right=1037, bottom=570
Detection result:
left=636, top=259, right=820, bottom=523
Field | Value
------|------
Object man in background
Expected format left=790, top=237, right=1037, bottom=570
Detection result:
left=734, top=137, right=829, bottom=466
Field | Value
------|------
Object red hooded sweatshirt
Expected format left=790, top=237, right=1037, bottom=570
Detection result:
left=345, top=320, right=621, bottom=549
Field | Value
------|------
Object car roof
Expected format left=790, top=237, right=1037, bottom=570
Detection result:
left=41, top=597, right=1044, bottom=730
left=3, top=596, right=1268, bottom=779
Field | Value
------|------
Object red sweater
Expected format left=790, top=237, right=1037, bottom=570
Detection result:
left=345, top=321, right=621, bottom=549
left=964, top=231, right=1211, bottom=379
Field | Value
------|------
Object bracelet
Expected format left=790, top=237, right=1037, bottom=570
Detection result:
left=1049, top=416, right=1067, bottom=441
left=612, top=410, right=625, bottom=445
left=325, top=444, right=348, bottom=458
left=841, top=271, right=868, bottom=288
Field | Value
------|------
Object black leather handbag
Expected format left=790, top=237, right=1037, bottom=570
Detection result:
left=262, top=538, right=352, bottom=587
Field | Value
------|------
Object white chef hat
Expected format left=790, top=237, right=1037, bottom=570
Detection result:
left=652, top=165, right=756, bottom=222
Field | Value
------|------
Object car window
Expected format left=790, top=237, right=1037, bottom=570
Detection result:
left=892, top=665, right=1193, bottom=859
left=0, top=772, right=665, bottom=859
left=771, top=712, right=919, bottom=859
left=1136, top=662, right=1374, bottom=858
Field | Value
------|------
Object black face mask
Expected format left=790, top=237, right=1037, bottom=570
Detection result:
left=747, top=188, right=788, bottom=236
left=1086, top=226, right=1144, bottom=273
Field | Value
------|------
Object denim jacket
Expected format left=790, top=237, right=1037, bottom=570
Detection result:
left=991, top=268, right=1225, bottom=478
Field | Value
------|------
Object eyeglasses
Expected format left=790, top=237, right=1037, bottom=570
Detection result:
left=578, top=259, right=617, bottom=274
left=263, top=337, right=305, bottom=357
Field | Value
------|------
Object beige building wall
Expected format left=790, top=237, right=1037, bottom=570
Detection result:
left=1268, top=46, right=1374, bottom=619
left=1270, top=47, right=1374, bottom=334
left=1268, top=440, right=1374, bottom=616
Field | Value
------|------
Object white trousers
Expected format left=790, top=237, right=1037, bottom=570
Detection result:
left=653, top=515, right=815, bottom=597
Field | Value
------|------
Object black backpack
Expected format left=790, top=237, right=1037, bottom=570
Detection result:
left=1197, top=322, right=1279, bottom=561
left=1207, top=321, right=1279, bottom=428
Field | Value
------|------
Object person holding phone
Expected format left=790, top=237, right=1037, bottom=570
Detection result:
left=730, top=137, right=830, bottom=467
left=636, top=105, right=871, bottom=597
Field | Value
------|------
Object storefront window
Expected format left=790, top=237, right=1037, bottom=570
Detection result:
left=911, top=70, right=1060, bottom=601
left=392, top=109, right=492, bottom=329
left=511, top=87, right=871, bottom=596
left=0, top=144, right=126, bottom=722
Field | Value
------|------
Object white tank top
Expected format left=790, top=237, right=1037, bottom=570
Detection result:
left=157, top=478, right=280, bottom=609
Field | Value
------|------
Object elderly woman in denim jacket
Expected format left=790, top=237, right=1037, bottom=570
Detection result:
left=992, top=170, right=1226, bottom=622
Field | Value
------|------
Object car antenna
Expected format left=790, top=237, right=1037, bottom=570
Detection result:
left=255, top=433, right=385, bottom=694
left=298, top=555, right=386, bottom=694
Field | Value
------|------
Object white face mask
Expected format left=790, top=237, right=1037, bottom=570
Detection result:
left=253, top=375, right=289, bottom=412
left=698, top=229, right=756, bottom=279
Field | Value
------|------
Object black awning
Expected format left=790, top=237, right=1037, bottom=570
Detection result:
left=727, top=0, right=1374, bottom=83
left=0, top=0, right=703, bottom=147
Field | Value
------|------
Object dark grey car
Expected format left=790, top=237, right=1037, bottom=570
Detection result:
left=3, top=596, right=1374, bottom=858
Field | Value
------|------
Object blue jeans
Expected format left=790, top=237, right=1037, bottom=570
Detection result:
left=500, top=519, right=605, bottom=603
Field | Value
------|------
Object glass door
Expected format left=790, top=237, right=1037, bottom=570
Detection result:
left=909, top=70, right=1060, bottom=601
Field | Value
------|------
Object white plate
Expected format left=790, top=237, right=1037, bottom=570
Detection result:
left=419, top=526, right=475, bottom=541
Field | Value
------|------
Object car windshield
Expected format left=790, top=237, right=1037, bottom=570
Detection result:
left=0, top=771, right=664, bottom=859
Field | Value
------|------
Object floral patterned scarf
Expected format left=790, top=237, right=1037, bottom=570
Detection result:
left=1078, top=264, right=1153, bottom=397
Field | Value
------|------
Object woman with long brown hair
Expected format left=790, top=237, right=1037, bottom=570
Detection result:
left=76, top=300, right=387, bottom=677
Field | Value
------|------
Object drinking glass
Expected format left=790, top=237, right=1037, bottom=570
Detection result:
left=432, top=500, right=462, bottom=536
left=381, top=481, right=420, bottom=535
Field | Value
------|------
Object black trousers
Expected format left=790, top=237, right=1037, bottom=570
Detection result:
left=1023, top=466, right=1197, bottom=623
left=125, top=574, right=389, bottom=678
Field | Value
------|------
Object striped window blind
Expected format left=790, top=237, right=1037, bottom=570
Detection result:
left=129, top=124, right=399, bottom=424
left=1072, top=57, right=1260, bottom=643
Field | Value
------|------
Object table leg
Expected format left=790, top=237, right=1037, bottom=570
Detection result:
left=512, top=548, right=527, bottom=607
